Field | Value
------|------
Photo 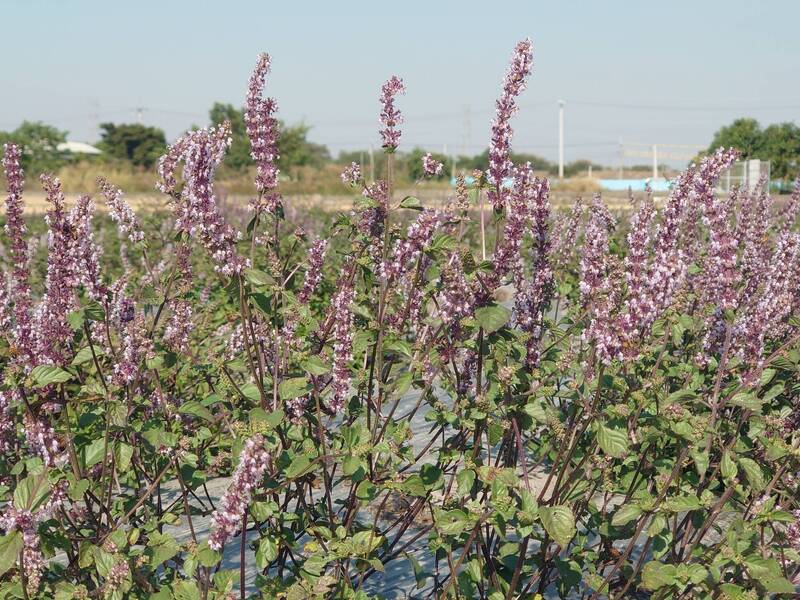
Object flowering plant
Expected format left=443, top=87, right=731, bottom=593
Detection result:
left=1, top=41, right=800, bottom=600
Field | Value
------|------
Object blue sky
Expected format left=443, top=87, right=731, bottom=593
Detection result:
left=1, top=0, right=798, bottom=166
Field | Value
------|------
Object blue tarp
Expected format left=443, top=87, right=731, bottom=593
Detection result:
left=599, top=178, right=671, bottom=192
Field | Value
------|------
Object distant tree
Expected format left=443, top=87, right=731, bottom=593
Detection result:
left=209, top=103, right=330, bottom=174
left=465, top=149, right=554, bottom=174
left=707, top=118, right=763, bottom=158
left=98, top=123, right=167, bottom=168
left=279, top=123, right=330, bottom=169
left=706, top=118, right=800, bottom=180
left=0, top=121, right=68, bottom=175
left=563, top=159, right=605, bottom=178
left=760, top=122, right=800, bottom=180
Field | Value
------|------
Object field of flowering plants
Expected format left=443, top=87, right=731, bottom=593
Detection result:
left=2, top=38, right=800, bottom=600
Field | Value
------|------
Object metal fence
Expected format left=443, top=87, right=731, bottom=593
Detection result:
left=716, top=159, right=771, bottom=194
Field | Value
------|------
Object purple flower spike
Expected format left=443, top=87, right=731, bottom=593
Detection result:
left=379, top=76, right=405, bottom=151
left=487, top=39, right=534, bottom=211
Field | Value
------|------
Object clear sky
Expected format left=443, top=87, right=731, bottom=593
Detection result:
left=1, top=0, right=798, bottom=167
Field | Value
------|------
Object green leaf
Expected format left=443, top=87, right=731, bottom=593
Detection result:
left=641, top=561, right=677, bottom=590
left=456, top=469, right=476, bottom=496
left=84, top=438, right=107, bottom=469
left=84, top=301, right=105, bottom=321
left=278, top=377, right=310, bottom=400
left=352, top=530, right=384, bottom=555
left=115, top=442, right=134, bottom=472
left=611, top=504, right=642, bottom=527
left=647, top=514, right=667, bottom=537
left=244, top=268, right=273, bottom=286
left=13, top=473, right=50, bottom=512
left=30, top=365, right=72, bottom=387
left=285, top=454, right=312, bottom=479
left=474, top=305, right=511, bottom=333
left=663, top=495, right=701, bottom=513
left=690, top=449, right=709, bottom=477
left=721, top=450, right=737, bottom=480
left=596, top=423, right=628, bottom=459
left=256, top=537, right=278, bottom=569
left=302, top=356, right=330, bottom=376
left=761, top=576, right=796, bottom=593
left=403, top=552, right=430, bottom=590
left=384, top=338, right=413, bottom=357
left=71, top=345, right=104, bottom=366
left=0, top=532, right=22, bottom=577
left=399, top=196, right=423, bottom=210
left=539, top=505, right=576, bottom=548
left=729, top=392, right=762, bottom=411
left=420, top=464, right=443, bottom=489
left=196, top=542, right=221, bottom=567
left=738, top=457, right=766, bottom=491
left=179, top=401, right=213, bottom=421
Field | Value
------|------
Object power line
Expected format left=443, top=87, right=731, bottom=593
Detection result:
left=570, top=100, right=800, bottom=112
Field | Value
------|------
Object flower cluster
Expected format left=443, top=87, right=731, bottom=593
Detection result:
left=208, top=434, right=270, bottom=551
left=97, top=177, right=144, bottom=243
left=2, top=143, right=34, bottom=360
left=163, top=300, right=193, bottom=353
left=580, top=197, right=622, bottom=364
left=0, top=481, right=66, bottom=594
left=421, top=153, right=443, bottom=177
left=330, top=274, right=355, bottom=413
left=487, top=38, right=533, bottom=211
left=616, top=193, right=656, bottom=358
left=382, top=209, right=451, bottom=279
left=340, top=162, right=362, bottom=186
left=378, top=76, right=405, bottom=151
left=244, top=53, right=282, bottom=213
left=157, top=123, right=249, bottom=276
left=298, top=238, right=328, bottom=304
left=33, top=175, right=79, bottom=365
left=513, top=169, right=553, bottom=365
left=68, top=195, right=106, bottom=302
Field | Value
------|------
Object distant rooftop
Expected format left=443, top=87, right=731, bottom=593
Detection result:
left=57, top=141, right=102, bottom=155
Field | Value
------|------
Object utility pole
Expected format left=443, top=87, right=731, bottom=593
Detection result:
left=652, top=144, right=658, bottom=179
left=618, top=138, right=624, bottom=179
left=558, top=100, right=565, bottom=179
left=135, top=107, right=144, bottom=124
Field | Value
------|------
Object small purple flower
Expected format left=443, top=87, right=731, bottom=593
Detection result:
left=163, top=300, right=193, bottom=353
left=68, top=195, right=106, bottom=302
left=382, top=209, right=451, bottom=280
left=33, top=175, right=78, bottom=365
left=298, top=238, right=328, bottom=305
left=23, top=413, right=63, bottom=467
left=114, top=316, right=154, bottom=385
left=208, top=434, right=270, bottom=551
left=0, top=480, right=66, bottom=595
left=341, top=162, right=362, bottom=186
left=487, top=39, right=534, bottom=211
left=379, top=76, right=405, bottom=151
left=616, top=194, right=656, bottom=359
left=439, top=252, right=473, bottom=326
left=421, top=153, right=443, bottom=177
left=580, top=196, right=622, bottom=364
left=97, top=177, right=144, bottom=243
left=157, top=123, right=249, bottom=277
left=245, top=53, right=282, bottom=213
left=330, top=274, right=355, bottom=413
left=551, top=198, right=584, bottom=272
left=3, top=143, right=34, bottom=360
